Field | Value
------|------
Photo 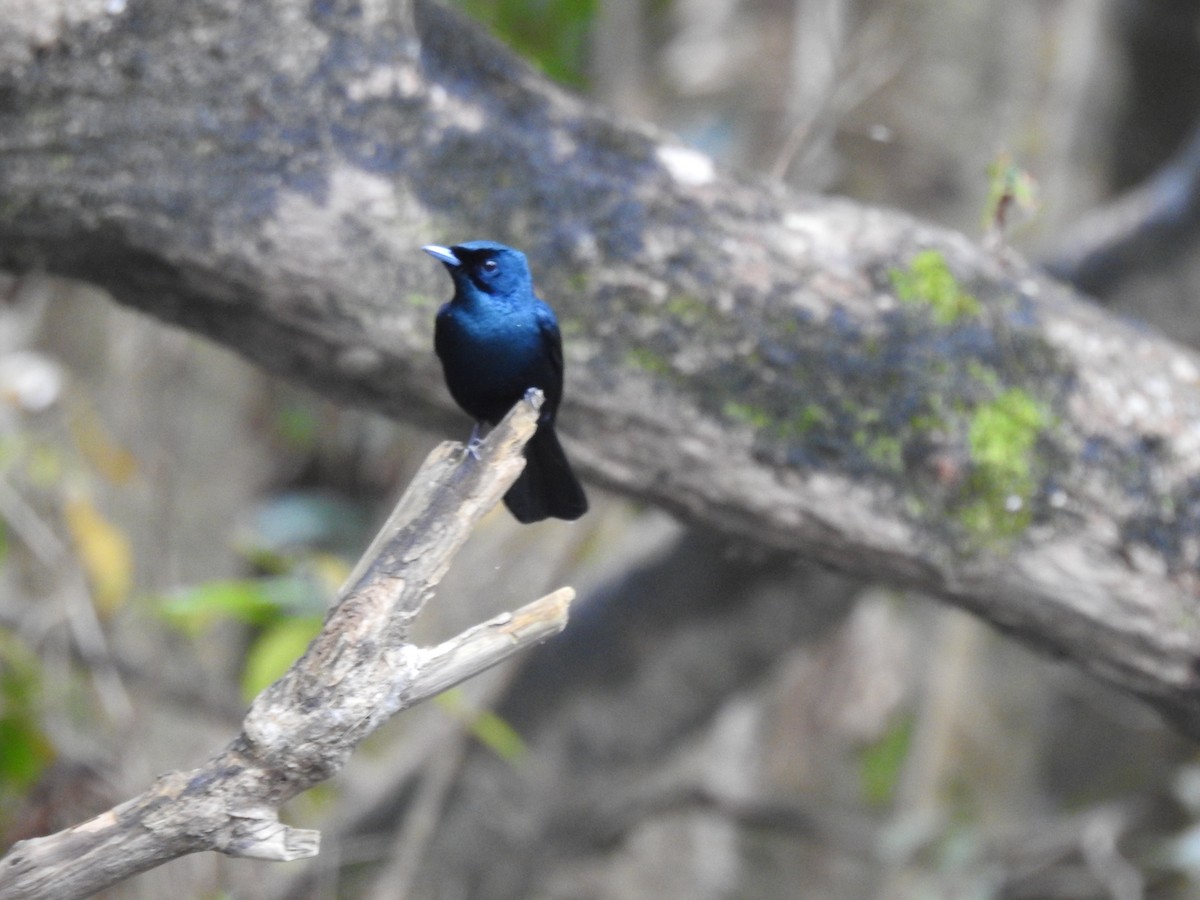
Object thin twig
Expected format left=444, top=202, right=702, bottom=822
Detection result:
left=0, top=478, right=134, bottom=723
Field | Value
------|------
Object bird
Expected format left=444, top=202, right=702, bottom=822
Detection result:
left=422, top=240, right=588, bottom=524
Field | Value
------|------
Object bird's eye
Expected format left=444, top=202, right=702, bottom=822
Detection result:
left=481, top=259, right=499, bottom=274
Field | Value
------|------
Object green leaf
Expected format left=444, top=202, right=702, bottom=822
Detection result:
left=273, top=404, right=321, bottom=452
left=161, top=580, right=281, bottom=632
left=160, top=576, right=326, bottom=634
left=241, top=616, right=324, bottom=701
left=0, top=630, right=55, bottom=796
left=984, top=151, right=1041, bottom=234
left=858, top=714, right=913, bottom=806
left=469, top=709, right=526, bottom=761
left=436, top=688, right=526, bottom=762
left=453, top=0, right=596, bottom=88
left=0, top=715, right=54, bottom=788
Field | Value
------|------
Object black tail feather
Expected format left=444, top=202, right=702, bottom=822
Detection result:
left=503, top=426, right=588, bottom=523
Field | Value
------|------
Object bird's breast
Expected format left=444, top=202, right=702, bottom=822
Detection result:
left=435, top=305, right=555, bottom=424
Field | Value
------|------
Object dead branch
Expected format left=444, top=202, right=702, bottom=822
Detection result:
left=0, top=395, right=574, bottom=900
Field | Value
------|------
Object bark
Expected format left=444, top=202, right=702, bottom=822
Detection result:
left=2, top=0, right=1200, bottom=743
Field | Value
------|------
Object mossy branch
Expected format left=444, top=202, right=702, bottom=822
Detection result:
left=4, top=0, right=1200, bottom=736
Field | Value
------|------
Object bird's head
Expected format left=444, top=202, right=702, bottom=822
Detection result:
left=422, top=241, right=534, bottom=301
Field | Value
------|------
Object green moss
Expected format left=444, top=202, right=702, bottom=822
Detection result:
left=970, top=388, right=1044, bottom=470
left=624, top=347, right=673, bottom=377
left=775, top=403, right=831, bottom=440
left=959, top=388, right=1048, bottom=539
left=566, top=271, right=590, bottom=294
left=776, top=316, right=801, bottom=336
left=866, top=435, right=904, bottom=470
left=799, top=404, right=831, bottom=431
left=891, top=250, right=982, bottom=325
left=966, top=359, right=1000, bottom=391
left=664, top=294, right=711, bottom=324
left=558, top=317, right=584, bottom=339
left=909, top=412, right=946, bottom=435
left=723, top=400, right=772, bottom=430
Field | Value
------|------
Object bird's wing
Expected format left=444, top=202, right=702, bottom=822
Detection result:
left=534, top=300, right=565, bottom=409
left=433, top=303, right=453, bottom=364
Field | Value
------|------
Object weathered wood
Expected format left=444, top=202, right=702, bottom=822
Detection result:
left=0, top=398, right=574, bottom=900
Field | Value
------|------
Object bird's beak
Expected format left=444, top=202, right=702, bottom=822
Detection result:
left=422, top=245, right=460, bottom=267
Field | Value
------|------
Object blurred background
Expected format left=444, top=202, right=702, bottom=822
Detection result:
left=5, top=0, right=1200, bottom=897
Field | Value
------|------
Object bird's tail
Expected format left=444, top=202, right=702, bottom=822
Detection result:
left=504, top=425, right=588, bottom=523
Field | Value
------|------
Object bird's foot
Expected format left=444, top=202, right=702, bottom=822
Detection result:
left=466, top=423, right=484, bottom=461
left=523, top=387, right=545, bottom=413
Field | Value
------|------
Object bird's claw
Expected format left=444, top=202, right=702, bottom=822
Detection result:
left=465, top=423, right=484, bottom=461
left=523, top=387, right=544, bottom=412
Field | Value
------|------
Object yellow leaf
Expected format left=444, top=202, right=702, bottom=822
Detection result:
left=308, top=552, right=351, bottom=595
left=64, top=498, right=133, bottom=616
left=70, top=406, right=138, bottom=485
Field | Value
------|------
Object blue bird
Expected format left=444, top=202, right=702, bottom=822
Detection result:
left=423, top=240, right=588, bottom=523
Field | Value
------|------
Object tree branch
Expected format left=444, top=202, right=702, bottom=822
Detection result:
left=1044, top=118, right=1200, bottom=296
left=2, top=0, right=1200, bottom=735
left=0, top=395, right=574, bottom=900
